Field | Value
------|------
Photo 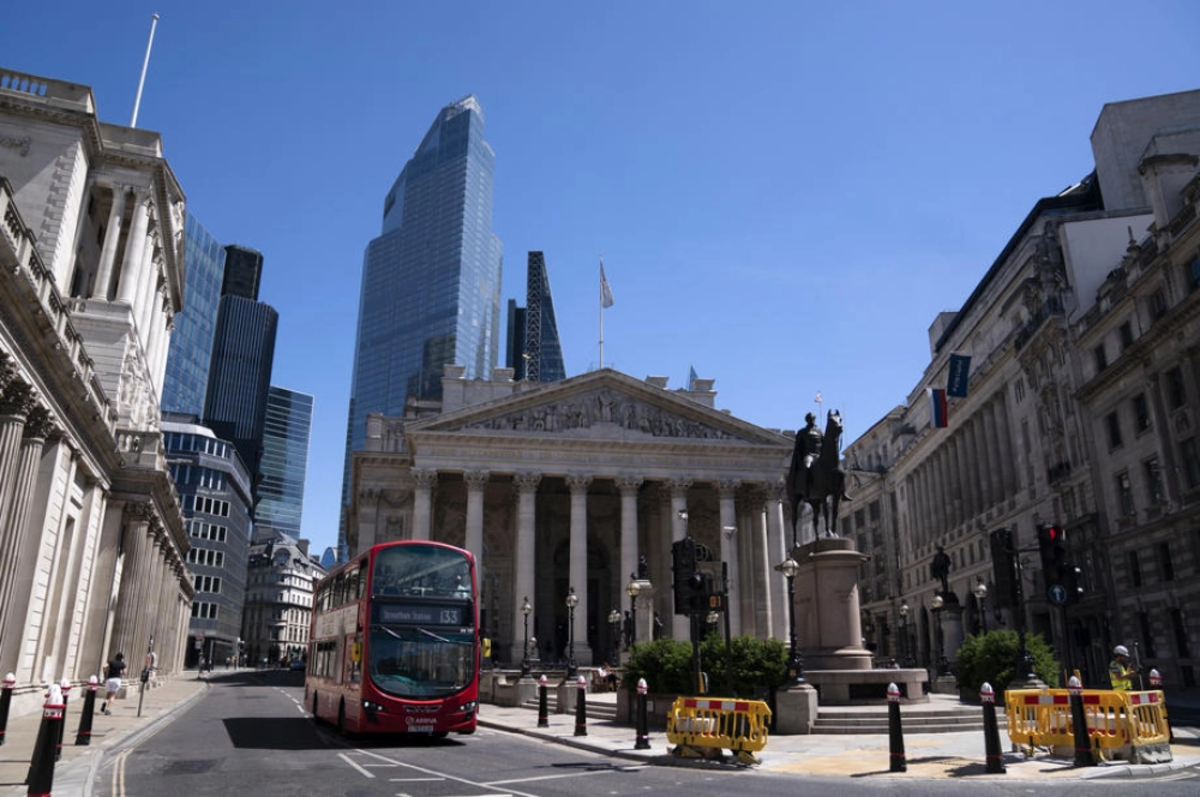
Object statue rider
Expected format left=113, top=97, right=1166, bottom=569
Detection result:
left=793, top=412, right=824, bottom=498
left=931, top=545, right=952, bottom=597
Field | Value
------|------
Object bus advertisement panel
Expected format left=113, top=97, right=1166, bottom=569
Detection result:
left=306, top=540, right=479, bottom=736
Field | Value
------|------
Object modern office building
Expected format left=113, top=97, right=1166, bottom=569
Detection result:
left=340, top=94, right=503, bottom=558
left=253, top=386, right=314, bottom=542
left=203, top=293, right=279, bottom=486
left=163, top=414, right=254, bottom=668
left=506, top=251, right=566, bottom=383
left=162, top=213, right=227, bottom=416
left=222, top=244, right=263, bottom=301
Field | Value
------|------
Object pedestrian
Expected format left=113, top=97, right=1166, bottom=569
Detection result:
left=1109, top=645, right=1138, bottom=691
left=102, top=652, right=126, bottom=715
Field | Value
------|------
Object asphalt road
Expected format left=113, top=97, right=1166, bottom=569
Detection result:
left=90, top=672, right=1200, bottom=797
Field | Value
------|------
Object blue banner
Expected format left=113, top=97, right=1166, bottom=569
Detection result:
left=947, top=354, right=972, bottom=398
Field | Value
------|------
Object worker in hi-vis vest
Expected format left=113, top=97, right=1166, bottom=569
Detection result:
left=1108, top=644, right=1138, bottom=691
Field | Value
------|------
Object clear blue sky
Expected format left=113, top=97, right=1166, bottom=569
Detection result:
left=5, top=2, right=1198, bottom=556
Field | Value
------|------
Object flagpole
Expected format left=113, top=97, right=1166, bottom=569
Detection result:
left=130, top=13, right=160, bottom=128
left=598, top=255, right=605, bottom=369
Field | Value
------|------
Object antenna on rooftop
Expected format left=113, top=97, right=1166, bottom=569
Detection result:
left=130, top=13, right=160, bottom=128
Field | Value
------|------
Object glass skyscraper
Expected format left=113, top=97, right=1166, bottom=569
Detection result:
left=340, top=95, right=503, bottom=559
left=162, top=213, right=226, bottom=416
left=505, top=251, right=566, bottom=383
left=254, top=385, right=313, bottom=542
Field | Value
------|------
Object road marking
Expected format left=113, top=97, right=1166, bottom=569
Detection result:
left=339, top=752, right=376, bottom=778
left=487, top=767, right=644, bottom=785
left=387, top=777, right=444, bottom=781
left=355, top=749, right=539, bottom=797
left=110, top=748, right=130, bottom=796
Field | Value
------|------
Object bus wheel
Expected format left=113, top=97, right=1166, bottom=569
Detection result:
left=337, top=700, right=346, bottom=734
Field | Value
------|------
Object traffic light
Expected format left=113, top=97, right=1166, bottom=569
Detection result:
left=1060, top=563, right=1084, bottom=605
left=989, top=528, right=1017, bottom=609
left=1036, top=523, right=1067, bottom=585
left=672, top=537, right=697, bottom=616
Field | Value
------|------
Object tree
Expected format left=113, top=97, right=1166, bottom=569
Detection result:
left=954, top=629, right=1060, bottom=698
left=622, top=634, right=787, bottom=697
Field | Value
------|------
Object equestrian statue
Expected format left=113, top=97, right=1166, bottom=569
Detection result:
left=786, top=409, right=850, bottom=542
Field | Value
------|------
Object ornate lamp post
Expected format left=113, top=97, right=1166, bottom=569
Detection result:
left=625, top=577, right=639, bottom=650
left=931, top=593, right=946, bottom=675
left=608, top=608, right=621, bottom=664
left=565, top=587, right=579, bottom=678
left=520, top=596, right=532, bottom=677
left=899, top=601, right=910, bottom=666
left=973, top=580, right=989, bottom=635
left=777, top=555, right=805, bottom=685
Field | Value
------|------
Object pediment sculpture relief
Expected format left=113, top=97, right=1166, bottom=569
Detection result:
left=461, top=389, right=732, bottom=440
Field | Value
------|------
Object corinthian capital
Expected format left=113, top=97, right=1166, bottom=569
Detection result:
left=463, top=470, right=491, bottom=490
left=566, top=474, right=593, bottom=494
left=0, top=381, right=36, bottom=418
left=22, top=405, right=55, bottom=441
left=411, top=468, right=438, bottom=490
left=513, top=472, right=542, bottom=494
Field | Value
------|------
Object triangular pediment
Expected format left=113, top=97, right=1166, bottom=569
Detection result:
left=406, top=369, right=788, bottom=448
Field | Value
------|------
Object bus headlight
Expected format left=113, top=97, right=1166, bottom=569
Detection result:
left=458, top=701, right=477, bottom=714
left=362, top=700, right=386, bottom=712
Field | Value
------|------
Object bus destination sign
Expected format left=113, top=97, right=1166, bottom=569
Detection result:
left=375, top=603, right=464, bottom=627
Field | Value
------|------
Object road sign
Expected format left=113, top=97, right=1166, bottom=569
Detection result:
left=1047, top=584, right=1068, bottom=606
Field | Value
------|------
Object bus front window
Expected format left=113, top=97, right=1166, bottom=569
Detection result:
left=368, top=625, right=474, bottom=698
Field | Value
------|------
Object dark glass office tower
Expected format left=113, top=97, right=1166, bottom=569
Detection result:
left=162, top=213, right=226, bottom=416
left=340, top=95, right=503, bottom=559
left=254, top=386, right=313, bottom=542
left=222, top=244, right=263, bottom=301
left=203, top=295, right=278, bottom=481
left=505, top=251, right=566, bottom=383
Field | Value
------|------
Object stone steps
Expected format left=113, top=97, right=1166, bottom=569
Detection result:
left=521, top=698, right=618, bottom=722
left=812, top=706, right=993, bottom=734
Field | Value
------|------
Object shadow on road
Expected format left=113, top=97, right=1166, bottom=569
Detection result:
left=223, top=717, right=329, bottom=750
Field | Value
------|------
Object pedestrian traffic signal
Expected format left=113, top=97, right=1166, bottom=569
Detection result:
left=1036, top=523, right=1067, bottom=588
left=672, top=538, right=697, bottom=616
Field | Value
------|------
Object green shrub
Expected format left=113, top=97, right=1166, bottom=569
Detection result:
left=954, top=629, right=1060, bottom=697
left=622, top=634, right=788, bottom=697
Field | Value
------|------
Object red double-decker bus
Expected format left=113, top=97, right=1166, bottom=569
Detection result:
left=305, top=540, right=479, bottom=736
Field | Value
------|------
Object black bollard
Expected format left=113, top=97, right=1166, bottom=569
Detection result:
left=76, top=676, right=99, bottom=745
left=1067, top=676, right=1094, bottom=767
left=887, top=682, right=906, bottom=773
left=574, top=674, right=587, bottom=736
left=635, top=678, right=651, bottom=750
left=0, top=672, right=14, bottom=747
left=55, top=680, right=71, bottom=761
left=25, top=683, right=64, bottom=796
left=537, top=675, right=549, bottom=728
left=980, top=682, right=1007, bottom=773
left=1150, top=669, right=1173, bottom=743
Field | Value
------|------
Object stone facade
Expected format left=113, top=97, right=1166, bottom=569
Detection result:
left=846, top=89, right=1200, bottom=689
left=0, top=68, right=192, bottom=714
left=348, top=367, right=794, bottom=664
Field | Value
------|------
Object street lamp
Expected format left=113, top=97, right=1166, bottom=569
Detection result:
left=625, top=576, right=640, bottom=650
left=899, top=602, right=910, bottom=666
left=520, top=596, right=532, bottom=677
left=776, top=555, right=805, bottom=686
left=565, top=587, right=579, bottom=677
left=973, top=580, right=989, bottom=635
left=608, top=608, right=621, bottom=664
left=931, top=593, right=946, bottom=676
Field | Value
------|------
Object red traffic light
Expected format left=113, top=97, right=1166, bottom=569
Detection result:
left=1046, top=526, right=1061, bottom=541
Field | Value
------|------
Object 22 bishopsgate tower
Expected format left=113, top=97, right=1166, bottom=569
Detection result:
left=340, top=95, right=503, bottom=557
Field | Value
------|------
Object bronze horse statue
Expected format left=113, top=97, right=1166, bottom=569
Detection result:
left=786, top=410, right=849, bottom=541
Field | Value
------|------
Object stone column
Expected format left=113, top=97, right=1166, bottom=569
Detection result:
left=411, top=469, right=437, bottom=540
left=747, top=485, right=773, bottom=639
left=566, top=474, right=593, bottom=665
left=767, top=480, right=789, bottom=640
left=718, top=479, right=742, bottom=637
left=668, top=478, right=691, bottom=640
left=983, top=400, right=1002, bottom=510
left=93, top=185, right=127, bottom=299
left=109, top=504, right=152, bottom=659
left=463, top=470, right=489, bottom=570
left=116, top=189, right=150, bottom=303
left=616, top=474, right=642, bottom=599
left=512, top=473, right=540, bottom=663
left=0, top=405, right=51, bottom=675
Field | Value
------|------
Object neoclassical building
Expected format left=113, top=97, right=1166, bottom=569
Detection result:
left=0, top=68, right=192, bottom=711
left=348, top=366, right=794, bottom=665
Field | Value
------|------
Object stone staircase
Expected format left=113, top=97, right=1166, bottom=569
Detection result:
left=813, top=701, right=991, bottom=734
left=521, top=694, right=619, bottom=722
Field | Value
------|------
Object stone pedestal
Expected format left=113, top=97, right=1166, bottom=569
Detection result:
left=775, top=683, right=819, bottom=734
left=794, top=537, right=873, bottom=671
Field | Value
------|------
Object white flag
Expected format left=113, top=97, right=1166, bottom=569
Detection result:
left=600, top=261, right=614, bottom=308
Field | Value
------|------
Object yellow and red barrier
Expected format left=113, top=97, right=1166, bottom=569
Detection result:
left=666, top=696, right=771, bottom=765
left=1005, top=687, right=1171, bottom=764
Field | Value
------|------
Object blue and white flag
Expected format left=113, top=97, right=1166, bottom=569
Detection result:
left=947, top=354, right=972, bottom=398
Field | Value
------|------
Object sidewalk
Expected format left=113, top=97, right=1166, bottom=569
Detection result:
left=477, top=691, right=1200, bottom=780
left=0, top=674, right=208, bottom=797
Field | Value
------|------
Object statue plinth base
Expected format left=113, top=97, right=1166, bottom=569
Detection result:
left=794, top=537, right=873, bottom=671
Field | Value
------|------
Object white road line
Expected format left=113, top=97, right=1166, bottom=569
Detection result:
left=355, top=748, right=540, bottom=797
left=487, top=766, right=644, bottom=786
left=295, top=704, right=307, bottom=714
left=339, top=751, right=376, bottom=778
left=387, top=777, right=445, bottom=781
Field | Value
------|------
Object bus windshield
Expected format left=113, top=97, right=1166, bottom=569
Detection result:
left=368, top=544, right=475, bottom=698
